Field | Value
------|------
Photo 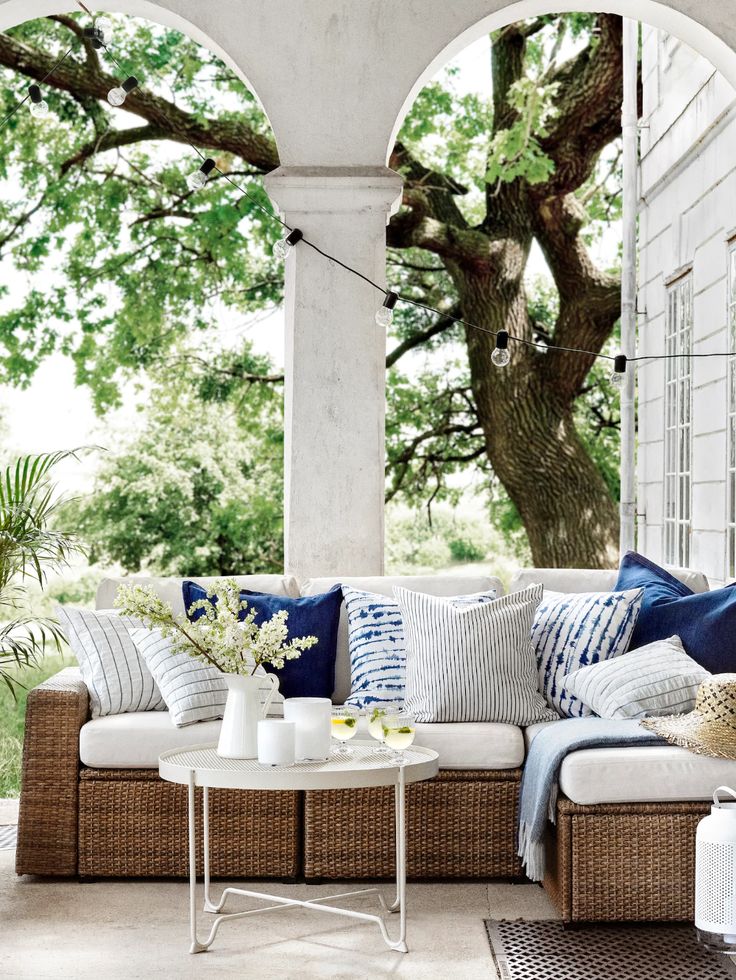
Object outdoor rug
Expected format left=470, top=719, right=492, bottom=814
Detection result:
left=485, top=919, right=736, bottom=980
left=0, top=825, right=17, bottom=850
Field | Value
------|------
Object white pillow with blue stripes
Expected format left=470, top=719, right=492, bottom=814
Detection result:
left=532, top=587, right=644, bottom=718
left=342, top=585, right=497, bottom=711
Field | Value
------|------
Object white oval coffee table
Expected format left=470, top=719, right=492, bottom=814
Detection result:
left=159, top=741, right=439, bottom=955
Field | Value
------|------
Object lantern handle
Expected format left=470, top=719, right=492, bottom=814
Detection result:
left=713, top=786, right=736, bottom=806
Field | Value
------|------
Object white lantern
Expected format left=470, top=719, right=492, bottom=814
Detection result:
left=257, top=719, right=296, bottom=767
left=283, top=697, right=331, bottom=761
left=695, top=785, right=736, bottom=953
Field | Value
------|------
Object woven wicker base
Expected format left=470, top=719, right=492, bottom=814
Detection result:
left=78, top=769, right=301, bottom=878
left=304, top=769, right=522, bottom=880
left=544, top=797, right=710, bottom=922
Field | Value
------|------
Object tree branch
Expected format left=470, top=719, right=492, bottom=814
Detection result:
left=0, top=27, right=279, bottom=173
left=386, top=304, right=460, bottom=367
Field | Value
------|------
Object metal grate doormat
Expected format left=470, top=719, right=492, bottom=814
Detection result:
left=485, top=919, right=736, bottom=980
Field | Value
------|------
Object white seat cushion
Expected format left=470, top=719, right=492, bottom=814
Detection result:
left=80, top=713, right=523, bottom=770
left=510, top=565, right=709, bottom=595
left=524, top=721, right=557, bottom=750
left=80, top=712, right=224, bottom=768
left=414, top=722, right=524, bottom=769
left=559, top=746, right=736, bottom=804
left=301, top=574, right=505, bottom=703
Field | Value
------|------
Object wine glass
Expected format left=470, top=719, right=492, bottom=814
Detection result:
left=367, top=703, right=402, bottom=754
left=381, top=710, right=416, bottom=764
left=331, top=704, right=360, bottom=756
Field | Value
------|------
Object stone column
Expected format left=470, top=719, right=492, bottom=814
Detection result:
left=264, top=166, right=403, bottom=580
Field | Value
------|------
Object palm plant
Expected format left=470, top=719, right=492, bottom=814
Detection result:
left=0, top=451, right=82, bottom=692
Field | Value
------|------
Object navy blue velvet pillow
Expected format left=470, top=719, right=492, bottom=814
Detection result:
left=614, top=551, right=736, bottom=673
left=182, top=581, right=343, bottom=699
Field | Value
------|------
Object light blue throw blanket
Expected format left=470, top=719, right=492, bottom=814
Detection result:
left=518, top=718, right=665, bottom=881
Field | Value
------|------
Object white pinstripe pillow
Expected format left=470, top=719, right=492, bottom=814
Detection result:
left=130, top=627, right=227, bottom=727
left=562, top=634, right=710, bottom=719
left=56, top=607, right=165, bottom=718
left=396, top=584, right=557, bottom=725
left=130, top=628, right=285, bottom=727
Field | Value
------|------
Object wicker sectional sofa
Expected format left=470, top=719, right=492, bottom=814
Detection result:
left=15, top=566, right=735, bottom=923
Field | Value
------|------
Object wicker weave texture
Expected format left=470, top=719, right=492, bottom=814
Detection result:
left=79, top=770, right=301, bottom=878
left=16, top=669, right=89, bottom=877
left=547, top=798, right=709, bottom=923
left=304, top=769, right=521, bottom=879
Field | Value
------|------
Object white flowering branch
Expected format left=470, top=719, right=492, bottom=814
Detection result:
left=115, top=578, right=318, bottom=676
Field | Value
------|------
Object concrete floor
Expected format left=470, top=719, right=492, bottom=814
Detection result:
left=0, top=845, right=559, bottom=980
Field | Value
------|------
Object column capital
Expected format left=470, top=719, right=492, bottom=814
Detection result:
left=264, top=166, right=403, bottom=219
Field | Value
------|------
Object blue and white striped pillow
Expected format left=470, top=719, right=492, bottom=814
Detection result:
left=532, top=587, right=644, bottom=718
left=342, top=586, right=496, bottom=710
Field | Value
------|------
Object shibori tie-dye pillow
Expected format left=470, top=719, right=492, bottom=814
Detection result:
left=342, top=585, right=496, bottom=710
left=532, top=587, right=644, bottom=717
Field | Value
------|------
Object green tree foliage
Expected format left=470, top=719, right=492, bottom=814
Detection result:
left=61, top=369, right=283, bottom=575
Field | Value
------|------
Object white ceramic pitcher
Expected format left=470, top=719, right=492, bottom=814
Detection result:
left=217, top=673, right=280, bottom=759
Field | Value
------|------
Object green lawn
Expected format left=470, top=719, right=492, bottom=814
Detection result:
left=0, top=654, right=69, bottom=797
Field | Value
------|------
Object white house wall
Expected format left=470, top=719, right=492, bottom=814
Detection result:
left=638, top=24, right=736, bottom=584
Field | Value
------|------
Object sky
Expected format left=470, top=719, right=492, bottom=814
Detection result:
left=0, top=26, right=620, bottom=492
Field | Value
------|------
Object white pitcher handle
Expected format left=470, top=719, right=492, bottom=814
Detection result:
left=262, top=673, right=279, bottom=717
left=713, top=786, right=736, bottom=806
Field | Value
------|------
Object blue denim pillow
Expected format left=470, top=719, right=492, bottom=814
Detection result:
left=614, top=552, right=736, bottom=673
left=182, top=581, right=343, bottom=699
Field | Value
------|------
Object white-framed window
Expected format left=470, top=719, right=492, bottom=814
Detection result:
left=663, top=272, right=693, bottom=567
left=727, top=243, right=736, bottom=579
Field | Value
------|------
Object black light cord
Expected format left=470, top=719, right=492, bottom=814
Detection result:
left=1, top=10, right=734, bottom=377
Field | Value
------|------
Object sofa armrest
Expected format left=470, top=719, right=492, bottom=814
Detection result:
left=16, top=667, right=89, bottom=876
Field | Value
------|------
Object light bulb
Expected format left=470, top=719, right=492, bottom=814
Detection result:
left=610, top=354, right=627, bottom=388
left=96, top=17, right=113, bottom=42
left=375, top=291, right=398, bottom=327
left=187, top=158, right=215, bottom=191
left=29, top=98, right=49, bottom=118
left=107, top=76, right=138, bottom=107
left=28, top=85, right=48, bottom=119
left=273, top=229, right=303, bottom=260
left=491, top=330, right=511, bottom=367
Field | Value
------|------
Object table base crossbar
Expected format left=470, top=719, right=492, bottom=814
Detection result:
left=187, top=773, right=408, bottom=954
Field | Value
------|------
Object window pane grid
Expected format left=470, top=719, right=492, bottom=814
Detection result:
left=664, top=274, right=692, bottom=567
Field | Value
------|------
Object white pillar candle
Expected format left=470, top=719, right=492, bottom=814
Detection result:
left=257, top=719, right=296, bottom=767
left=283, top=697, right=332, bottom=761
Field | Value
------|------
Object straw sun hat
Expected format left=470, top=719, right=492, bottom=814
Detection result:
left=641, top=674, right=736, bottom=760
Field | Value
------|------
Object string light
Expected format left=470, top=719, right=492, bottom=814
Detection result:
left=107, top=75, right=138, bottom=106
left=28, top=84, right=48, bottom=119
left=273, top=228, right=303, bottom=260
left=95, top=16, right=113, bottom=43
left=2, top=8, right=735, bottom=393
left=82, top=25, right=104, bottom=49
left=186, top=158, right=215, bottom=191
left=375, top=291, right=398, bottom=327
left=491, top=330, right=511, bottom=368
left=611, top=354, right=627, bottom=387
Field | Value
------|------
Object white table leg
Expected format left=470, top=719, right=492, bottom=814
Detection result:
left=386, top=766, right=408, bottom=951
left=188, top=773, right=209, bottom=953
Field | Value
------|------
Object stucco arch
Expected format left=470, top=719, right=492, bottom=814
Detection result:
left=3, top=1, right=736, bottom=168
